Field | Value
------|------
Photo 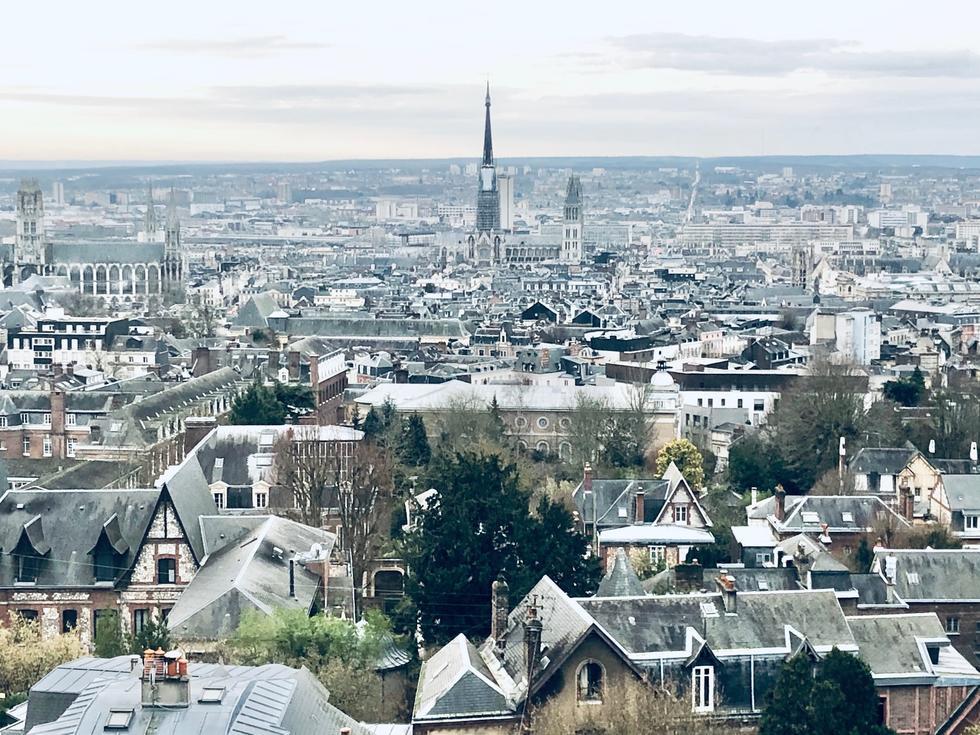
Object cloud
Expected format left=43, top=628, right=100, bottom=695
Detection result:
left=139, top=35, right=327, bottom=58
left=594, top=33, right=980, bottom=78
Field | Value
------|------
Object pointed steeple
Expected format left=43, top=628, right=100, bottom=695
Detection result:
left=482, top=82, right=494, bottom=167
left=144, top=181, right=157, bottom=237
left=165, top=187, right=178, bottom=231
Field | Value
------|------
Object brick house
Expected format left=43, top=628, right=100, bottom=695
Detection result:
left=0, top=476, right=213, bottom=646
left=572, top=462, right=714, bottom=571
left=0, top=389, right=112, bottom=460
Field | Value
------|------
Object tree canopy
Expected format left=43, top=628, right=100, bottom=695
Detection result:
left=228, top=381, right=315, bottom=425
left=655, top=438, right=705, bottom=490
left=398, top=451, right=600, bottom=645
left=759, top=649, right=894, bottom=735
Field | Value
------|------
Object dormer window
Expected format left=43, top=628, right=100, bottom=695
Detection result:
left=13, top=516, right=50, bottom=584
left=89, top=515, right=129, bottom=584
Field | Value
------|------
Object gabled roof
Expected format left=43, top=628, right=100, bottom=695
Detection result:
left=940, top=474, right=980, bottom=511
left=414, top=635, right=513, bottom=721
left=776, top=495, right=909, bottom=533
left=849, top=447, right=919, bottom=475
left=166, top=515, right=336, bottom=641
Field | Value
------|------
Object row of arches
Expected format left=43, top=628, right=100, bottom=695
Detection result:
left=49, top=262, right=183, bottom=295
left=515, top=439, right=572, bottom=459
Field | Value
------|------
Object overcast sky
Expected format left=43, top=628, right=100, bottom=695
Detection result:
left=3, top=0, right=980, bottom=161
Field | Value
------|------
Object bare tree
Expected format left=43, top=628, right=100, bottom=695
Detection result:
left=273, top=428, right=335, bottom=527
left=334, top=441, right=395, bottom=592
left=531, top=677, right=735, bottom=735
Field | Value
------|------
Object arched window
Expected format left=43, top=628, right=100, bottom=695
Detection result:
left=576, top=660, right=604, bottom=703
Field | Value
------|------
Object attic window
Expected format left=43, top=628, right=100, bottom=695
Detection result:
left=259, top=433, right=275, bottom=447
left=906, top=572, right=919, bottom=585
left=617, top=507, right=628, bottom=519
left=841, top=512, right=854, bottom=524
left=110, top=422, right=122, bottom=433
left=801, top=511, right=820, bottom=524
left=199, top=686, right=225, bottom=703
left=214, top=458, right=224, bottom=470
left=758, top=580, right=770, bottom=591
left=105, top=708, right=134, bottom=730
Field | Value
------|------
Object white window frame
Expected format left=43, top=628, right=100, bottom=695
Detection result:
left=66, top=413, right=76, bottom=426
left=42, top=435, right=52, bottom=457
left=22, top=437, right=30, bottom=456
left=947, top=616, right=960, bottom=635
left=254, top=491, right=268, bottom=509
left=674, top=505, right=689, bottom=525
left=692, top=665, right=715, bottom=712
left=966, top=514, right=979, bottom=531
left=66, top=437, right=76, bottom=458
left=649, top=545, right=666, bottom=565
left=213, top=491, right=225, bottom=509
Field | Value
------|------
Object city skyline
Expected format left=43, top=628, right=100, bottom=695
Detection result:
left=3, top=0, right=980, bottom=161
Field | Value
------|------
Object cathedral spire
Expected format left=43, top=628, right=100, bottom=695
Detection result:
left=144, top=181, right=157, bottom=237
left=482, top=82, right=493, bottom=167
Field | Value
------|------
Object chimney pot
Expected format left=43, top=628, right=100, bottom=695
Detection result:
left=774, top=485, right=786, bottom=522
left=491, top=574, right=509, bottom=652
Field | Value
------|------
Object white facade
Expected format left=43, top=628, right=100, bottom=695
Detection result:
left=498, top=174, right=514, bottom=231
left=835, top=308, right=881, bottom=365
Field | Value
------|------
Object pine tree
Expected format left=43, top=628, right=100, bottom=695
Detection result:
left=130, top=614, right=172, bottom=654
left=399, top=413, right=431, bottom=466
left=362, top=407, right=382, bottom=438
left=93, top=610, right=127, bottom=658
left=400, top=452, right=599, bottom=645
left=758, top=653, right=816, bottom=735
left=229, top=382, right=286, bottom=425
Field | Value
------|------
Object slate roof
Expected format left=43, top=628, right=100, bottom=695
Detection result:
left=701, top=566, right=800, bottom=592
left=572, top=477, right=671, bottom=526
left=595, top=549, right=647, bottom=597
left=50, top=241, right=165, bottom=265
left=157, top=456, right=219, bottom=562
left=414, top=635, right=513, bottom=722
left=941, top=474, right=980, bottom=511
left=873, top=549, right=980, bottom=602
left=846, top=613, right=980, bottom=684
left=0, top=488, right=159, bottom=588
left=166, top=515, right=336, bottom=642
left=777, top=495, right=910, bottom=533
left=27, top=660, right=368, bottom=735
left=232, top=291, right=281, bottom=328
left=849, top=447, right=918, bottom=475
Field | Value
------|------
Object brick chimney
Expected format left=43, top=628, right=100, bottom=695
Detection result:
left=491, top=574, right=509, bottom=652
left=523, top=599, right=543, bottom=684
left=634, top=489, right=645, bottom=524
left=774, top=485, right=786, bottom=522
left=583, top=462, right=593, bottom=493
left=899, top=484, right=914, bottom=522
left=50, top=390, right=66, bottom=458
left=183, top=416, right=217, bottom=457
left=717, top=574, right=737, bottom=614
left=141, top=648, right=189, bottom=708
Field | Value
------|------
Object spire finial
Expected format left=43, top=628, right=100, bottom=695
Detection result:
left=485, top=81, right=491, bottom=106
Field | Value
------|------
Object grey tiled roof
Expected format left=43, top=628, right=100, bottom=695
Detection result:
left=595, top=549, right=647, bottom=598
left=166, top=515, right=336, bottom=641
left=873, top=549, right=980, bottom=601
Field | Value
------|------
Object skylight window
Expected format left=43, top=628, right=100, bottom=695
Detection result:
left=758, top=580, right=770, bottom=591
left=105, top=708, right=134, bottom=730
left=199, top=686, right=225, bottom=703
left=109, top=421, right=122, bottom=432
left=801, top=511, right=820, bottom=524
left=617, top=506, right=628, bottom=518
left=214, top=458, right=224, bottom=469
left=700, top=602, right=719, bottom=618
left=906, top=572, right=919, bottom=584
left=841, top=512, right=854, bottom=523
